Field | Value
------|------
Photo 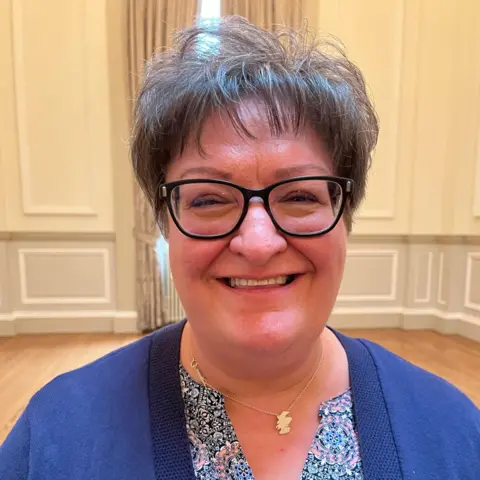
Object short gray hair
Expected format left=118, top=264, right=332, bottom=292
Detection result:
left=131, top=16, right=379, bottom=234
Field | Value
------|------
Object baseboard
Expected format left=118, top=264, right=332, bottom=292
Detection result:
left=0, top=310, right=138, bottom=336
left=454, top=315, right=480, bottom=342
left=0, top=314, right=15, bottom=336
left=403, top=308, right=480, bottom=341
left=113, top=311, right=139, bottom=333
left=330, top=307, right=480, bottom=342
left=330, top=308, right=403, bottom=329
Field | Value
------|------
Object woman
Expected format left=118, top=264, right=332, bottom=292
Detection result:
left=1, top=16, right=479, bottom=480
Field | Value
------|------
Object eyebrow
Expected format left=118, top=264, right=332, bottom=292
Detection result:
left=179, top=167, right=232, bottom=180
left=273, top=164, right=332, bottom=180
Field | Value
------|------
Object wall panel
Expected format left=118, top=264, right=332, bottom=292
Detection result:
left=18, top=248, right=111, bottom=305
left=315, top=0, right=480, bottom=236
left=465, top=253, right=480, bottom=313
left=0, top=1, right=14, bottom=232
left=405, top=244, right=439, bottom=309
left=7, top=241, right=116, bottom=312
left=0, top=242, right=9, bottom=314
left=407, top=0, right=459, bottom=234
left=469, top=102, right=480, bottom=233
left=12, top=0, right=93, bottom=215
left=0, top=152, right=7, bottom=233
left=2, top=0, right=113, bottom=232
left=474, top=142, right=480, bottom=220
left=339, top=250, right=398, bottom=302
left=445, top=1, right=480, bottom=235
left=317, top=0, right=413, bottom=234
left=413, top=251, right=434, bottom=304
left=436, top=251, right=448, bottom=307
left=0, top=241, right=13, bottom=335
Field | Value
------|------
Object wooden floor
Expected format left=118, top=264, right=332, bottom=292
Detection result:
left=1, top=329, right=479, bottom=443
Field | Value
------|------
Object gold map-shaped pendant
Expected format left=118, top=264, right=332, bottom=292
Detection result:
left=276, top=411, right=292, bottom=434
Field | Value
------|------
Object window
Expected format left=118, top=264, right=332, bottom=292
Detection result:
left=199, top=0, right=221, bottom=21
left=197, top=0, right=221, bottom=53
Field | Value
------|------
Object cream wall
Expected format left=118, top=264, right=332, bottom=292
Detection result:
left=0, top=0, right=479, bottom=338
left=309, top=0, right=480, bottom=339
left=0, top=0, right=136, bottom=335
left=0, top=0, right=113, bottom=233
left=313, top=0, right=480, bottom=236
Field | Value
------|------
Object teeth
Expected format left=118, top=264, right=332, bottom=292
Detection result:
left=228, top=276, right=289, bottom=288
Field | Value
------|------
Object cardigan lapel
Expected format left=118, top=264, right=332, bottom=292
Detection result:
left=148, top=321, right=403, bottom=479
left=333, top=330, right=403, bottom=479
left=148, top=320, right=196, bottom=480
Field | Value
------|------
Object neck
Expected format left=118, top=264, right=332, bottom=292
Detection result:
left=180, top=322, right=329, bottom=405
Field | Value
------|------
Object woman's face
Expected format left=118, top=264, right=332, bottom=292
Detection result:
left=166, top=102, right=347, bottom=355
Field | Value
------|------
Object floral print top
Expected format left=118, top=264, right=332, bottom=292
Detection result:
left=180, top=364, right=364, bottom=479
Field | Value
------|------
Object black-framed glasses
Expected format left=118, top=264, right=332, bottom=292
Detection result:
left=160, top=176, right=354, bottom=239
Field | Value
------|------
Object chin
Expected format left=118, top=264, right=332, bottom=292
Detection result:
left=219, top=309, right=316, bottom=354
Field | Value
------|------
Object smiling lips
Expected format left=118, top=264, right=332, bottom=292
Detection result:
left=223, top=275, right=297, bottom=288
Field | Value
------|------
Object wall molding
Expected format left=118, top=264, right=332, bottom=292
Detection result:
left=18, top=248, right=111, bottom=305
left=5, top=232, right=478, bottom=243
left=352, top=0, right=405, bottom=224
left=348, top=235, right=480, bottom=245
left=329, top=306, right=480, bottom=342
left=357, top=209, right=396, bottom=220
left=473, top=94, right=480, bottom=218
left=338, top=250, right=398, bottom=302
left=413, top=251, right=433, bottom=303
left=465, top=252, right=480, bottom=312
left=0, top=232, right=116, bottom=241
left=0, top=314, right=15, bottom=336
left=0, top=310, right=138, bottom=336
left=437, top=252, right=447, bottom=305
left=331, top=305, right=480, bottom=325
left=11, top=0, right=96, bottom=217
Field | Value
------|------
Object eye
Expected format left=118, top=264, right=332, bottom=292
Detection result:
left=283, top=191, right=318, bottom=203
left=190, top=196, right=226, bottom=208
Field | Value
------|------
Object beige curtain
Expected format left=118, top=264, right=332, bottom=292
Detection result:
left=222, top=0, right=304, bottom=31
left=127, top=0, right=198, bottom=332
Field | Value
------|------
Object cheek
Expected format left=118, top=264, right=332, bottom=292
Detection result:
left=324, top=226, right=347, bottom=278
left=168, top=225, right=226, bottom=286
left=296, top=224, right=347, bottom=280
left=306, top=230, right=346, bottom=316
left=330, top=224, right=347, bottom=267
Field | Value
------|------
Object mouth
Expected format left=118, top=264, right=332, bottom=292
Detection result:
left=219, top=274, right=299, bottom=289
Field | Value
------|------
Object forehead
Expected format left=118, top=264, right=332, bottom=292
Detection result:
left=167, top=100, right=333, bottom=182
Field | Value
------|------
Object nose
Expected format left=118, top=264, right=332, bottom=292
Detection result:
left=229, top=200, right=288, bottom=266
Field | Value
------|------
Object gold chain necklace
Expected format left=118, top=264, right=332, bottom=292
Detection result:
left=190, top=349, right=324, bottom=435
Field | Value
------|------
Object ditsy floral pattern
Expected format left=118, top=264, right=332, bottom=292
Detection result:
left=180, top=364, right=364, bottom=479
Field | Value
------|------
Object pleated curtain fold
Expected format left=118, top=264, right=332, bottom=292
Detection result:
left=221, top=0, right=304, bottom=31
left=127, top=0, right=198, bottom=332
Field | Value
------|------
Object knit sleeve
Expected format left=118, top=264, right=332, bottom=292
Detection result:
left=0, top=408, right=30, bottom=479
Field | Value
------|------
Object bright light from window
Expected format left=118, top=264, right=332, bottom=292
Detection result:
left=200, top=0, right=221, bottom=20
left=197, top=0, right=221, bottom=54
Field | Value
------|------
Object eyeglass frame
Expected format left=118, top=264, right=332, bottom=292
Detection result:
left=159, top=175, right=354, bottom=240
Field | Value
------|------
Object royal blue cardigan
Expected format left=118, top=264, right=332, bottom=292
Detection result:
left=1, top=320, right=479, bottom=479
